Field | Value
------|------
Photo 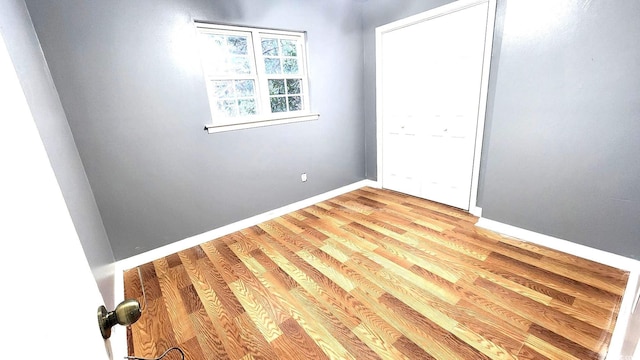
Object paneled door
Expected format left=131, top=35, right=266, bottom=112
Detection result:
left=377, top=0, right=495, bottom=210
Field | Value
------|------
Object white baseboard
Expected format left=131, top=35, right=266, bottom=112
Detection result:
left=475, top=217, right=640, bottom=360
left=475, top=218, right=640, bottom=271
left=116, top=179, right=377, bottom=271
left=470, top=206, right=482, bottom=217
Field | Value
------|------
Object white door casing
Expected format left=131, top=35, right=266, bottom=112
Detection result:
left=376, top=0, right=497, bottom=211
left=0, top=32, right=111, bottom=358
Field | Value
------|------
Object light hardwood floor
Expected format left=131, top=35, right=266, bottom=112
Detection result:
left=124, top=187, right=629, bottom=359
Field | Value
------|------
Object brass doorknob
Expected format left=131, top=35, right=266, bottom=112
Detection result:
left=98, top=299, right=142, bottom=339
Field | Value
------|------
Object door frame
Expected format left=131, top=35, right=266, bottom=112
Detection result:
left=375, top=0, right=497, bottom=213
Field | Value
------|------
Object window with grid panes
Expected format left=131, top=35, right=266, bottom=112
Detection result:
left=196, top=23, right=317, bottom=133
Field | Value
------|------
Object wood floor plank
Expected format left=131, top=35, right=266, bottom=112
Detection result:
left=290, top=286, right=382, bottom=360
left=516, top=344, right=550, bottom=360
left=196, top=245, right=246, bottom=317
left=138, top=261, right=163, bottom=302
left=327, top=203, right=466, bottom=284
left=228, top=278, right=283, bottom=342
left=351, top=322, right=410, bottom=360
left=178, top=336, right=206, bottom=360
left=124, top=187, right=628, bottom=360
left=401, top=221, right=492, bottom=260
left=537, top=255, right=629, bottom=296
left=249, top=229, right=358, bottom=359
left=153, top=257, right=196, bottom=343
left=179, top=249, right=246, bottom=359
left=485, top=251, right=622, bottom=310
left=350, top=289, right=458, bottom=360
left=189, top=307, right=229, bottom=360
left=123, top=268, right=143, bottom=300
left=230, top=261, right=291, bottom=326
left=472, top=277, right=611, bottom=353
left=398, top=231, right=558, bottom=307
left=233, top=312, right=280, bottom=359
left=459, top=227, right=628, bottom=298
left=528, top=323, right=603, bottom=360
left=257, top=233, right=364, bottom=331
left=549, top=297, right=621, bottom=332
left=378, top=292, right=491, bottom=360
left=524, top=334, right=582, bottom=360
left=130, top=297, right=178, bottom=358
left=393, top=334, right=437, bottom=360
left=494, top=232, right=629, bottom=286
left=272, top=318, right=330, bottom=360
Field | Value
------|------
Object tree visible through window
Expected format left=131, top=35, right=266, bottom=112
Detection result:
left=196, top=23, right=316, bottom=132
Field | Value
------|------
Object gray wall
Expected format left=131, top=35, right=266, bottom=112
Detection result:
left=0, top=0, right=115, bottom=307
left=363, top=0, right=640, bottom=259
left=482, top=0, right=640, bottom=259
left=25, top=0, right=365, bottom=260
left=23, top=0, right=640, bottom=261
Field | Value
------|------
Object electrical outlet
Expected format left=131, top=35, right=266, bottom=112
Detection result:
left=301, top=173, right=307, bottom=182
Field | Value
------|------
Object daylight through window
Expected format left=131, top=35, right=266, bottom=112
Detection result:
left=196, top=23, right=317, bottom=133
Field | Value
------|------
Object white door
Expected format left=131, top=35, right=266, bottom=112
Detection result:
left=377, top=0, right=494, bottom=210
left=0, top=33, right=111, bottom=358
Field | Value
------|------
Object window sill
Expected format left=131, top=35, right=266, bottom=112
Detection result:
left=204, top=113, right=319, bottom=134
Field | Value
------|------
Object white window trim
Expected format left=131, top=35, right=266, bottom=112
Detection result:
left=204, top=113, right=319, bottom=133
left=196, top=22, right=318, bottom=133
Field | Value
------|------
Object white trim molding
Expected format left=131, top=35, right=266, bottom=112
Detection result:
left=205, top=113, right=319, bottom=133
left=470, top=206, right=483, bottom=217
left=469, top=0, right=496, bottom=213
left=116, top=179, right=377, bottom=271
left=475, top=217, right=640, bottom=360
left=367, top=180, right=383, bottom=189
left=475, top=218, right=640, bottom=271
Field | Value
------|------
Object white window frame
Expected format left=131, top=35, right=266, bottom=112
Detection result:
left=196, top=22, right=319, bottom=133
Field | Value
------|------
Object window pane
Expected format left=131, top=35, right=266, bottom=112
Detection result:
left=261, top=39, right=279, bottom=56
left=264, top=58, right=282, bottom=74
left=268, top=79, right=285, bottom=95
left=227, top=36, right=248, bottom=55
left=213, top=80, right=234, bottom=98
left=200, top=37, right=227, bottom=74
left=217, top=100, right=238, bottom=117
left=231, top=56, right=251, bottom=75
left=288, top=96, right=302, bottom=111
left=270, top=97, right=287, bottom=113
left=280, top=40, right=297, bottom=56
left=235, top=80, right=255, bottom=97
left=282, top=59, right=299, bottom=74
left=238, top=99, right=257, bottom=116
left=205, top=34, right=225, bottom=50
left=286, top=79, right=301, bottom=94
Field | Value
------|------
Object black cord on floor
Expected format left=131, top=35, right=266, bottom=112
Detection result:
left=125, top=347, right=185, bottom=360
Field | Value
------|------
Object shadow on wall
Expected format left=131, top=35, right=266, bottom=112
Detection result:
left=194, top=0, right=243, bottom=20
left=319, top=0, right=363, bottom=33
left=198, top=0, right=362, bottom=33
left=476, top=0, right=506, bottom=205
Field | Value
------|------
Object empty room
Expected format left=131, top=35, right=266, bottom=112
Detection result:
left=1, top=0, right=639, bottom=359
